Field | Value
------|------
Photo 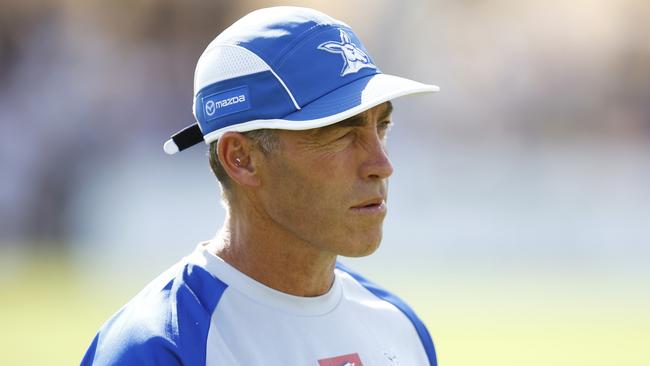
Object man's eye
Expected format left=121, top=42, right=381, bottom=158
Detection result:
left=378, top=120, right=393, bottom=132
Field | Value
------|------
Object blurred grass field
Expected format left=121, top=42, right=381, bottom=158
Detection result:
left=1, top=252, right=648, bottom=365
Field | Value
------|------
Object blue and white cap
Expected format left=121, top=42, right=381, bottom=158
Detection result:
left=164, top=6, right=439, bottom=155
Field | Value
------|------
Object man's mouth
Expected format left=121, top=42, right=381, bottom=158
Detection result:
left=352, top=197, right=384, bottom=208
left=351, top=198, right=387, bottom=214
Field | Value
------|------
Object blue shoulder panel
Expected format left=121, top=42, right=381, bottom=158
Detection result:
left=80, top=262, right=228, bottom=365
left=335, top=262, right=437, bottom=366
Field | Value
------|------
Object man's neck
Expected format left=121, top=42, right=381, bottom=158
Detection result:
left=211, top=211, right=337, bottom=297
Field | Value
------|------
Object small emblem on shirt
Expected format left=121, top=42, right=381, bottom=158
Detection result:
left=384, top=351, right=400, bottom=365
left=318, top=352, right=364, bottom=366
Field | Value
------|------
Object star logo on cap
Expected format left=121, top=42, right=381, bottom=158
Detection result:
left=318, top=29, right=377, bottom=77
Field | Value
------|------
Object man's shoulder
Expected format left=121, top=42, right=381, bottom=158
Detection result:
left=335, top=261, right=437, bottom=366
left=81, top=258, right=228, bottom=365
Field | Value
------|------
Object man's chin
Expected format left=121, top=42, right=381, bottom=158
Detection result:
left=338, top=235, right=382, bottom=258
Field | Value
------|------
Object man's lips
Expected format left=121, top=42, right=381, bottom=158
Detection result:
left=351, top=197, right=385, bottom=209
left=350, top=198, right=387, bottom=214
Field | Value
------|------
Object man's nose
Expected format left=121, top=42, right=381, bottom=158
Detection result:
left=361, top=135, right=394, bottom=180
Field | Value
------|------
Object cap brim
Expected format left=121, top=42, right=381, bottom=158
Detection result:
left=200, top=73, right=438, bottom=144
left=285, top=73, right=438, bottom=123
left=166, top=73, right=439, bottom=154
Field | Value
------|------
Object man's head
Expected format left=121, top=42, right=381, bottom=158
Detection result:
left=164, top=6, right=437, bottom=255
left=209, top=101, right=394, bottom=257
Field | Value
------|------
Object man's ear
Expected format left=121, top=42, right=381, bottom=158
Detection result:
left=217, top=132, right=261, bottom=188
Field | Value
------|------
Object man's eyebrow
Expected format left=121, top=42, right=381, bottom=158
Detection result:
left=379, top=101, right=394, bottom=121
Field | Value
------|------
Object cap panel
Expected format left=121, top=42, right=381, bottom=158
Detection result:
left=214, top=6, right=348, bottom=66
left=275, top=26, right=380, bottom=107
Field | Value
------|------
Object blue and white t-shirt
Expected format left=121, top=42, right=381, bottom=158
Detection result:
left=81, top=242, right=437, bottom=365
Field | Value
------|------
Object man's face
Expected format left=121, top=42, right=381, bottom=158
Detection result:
left=255, top=102, right=394, bottom=257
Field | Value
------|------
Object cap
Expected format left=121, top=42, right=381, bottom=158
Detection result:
left=164, top=6, right=439, bottom=155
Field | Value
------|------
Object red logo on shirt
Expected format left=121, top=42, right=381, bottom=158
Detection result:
left=318, top=353, right=364, bottom=366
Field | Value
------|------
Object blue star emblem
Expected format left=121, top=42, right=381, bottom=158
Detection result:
left=317, top=29, right=377, bottom=77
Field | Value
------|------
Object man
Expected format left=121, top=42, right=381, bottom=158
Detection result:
left=82, top=6, right=439, bottom=366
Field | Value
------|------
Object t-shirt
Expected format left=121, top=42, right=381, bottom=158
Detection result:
left=81, top=242, right=437, bottom=365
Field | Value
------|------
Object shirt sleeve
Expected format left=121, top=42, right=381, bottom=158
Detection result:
left=80, top=331, right=182, bottom=366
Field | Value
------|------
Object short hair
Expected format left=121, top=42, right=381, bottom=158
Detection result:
left=208, top=129, right=279, bottom=197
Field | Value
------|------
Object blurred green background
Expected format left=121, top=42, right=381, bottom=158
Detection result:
left=1, top=0, right=649, bottom=365
left=2, top=251, right=649, bottom=364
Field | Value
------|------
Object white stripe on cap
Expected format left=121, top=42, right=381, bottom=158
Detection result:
left=194, top=44, right=270, bottom=92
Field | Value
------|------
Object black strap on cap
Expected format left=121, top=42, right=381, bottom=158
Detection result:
left=164, top=123, right=203, bottom=155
